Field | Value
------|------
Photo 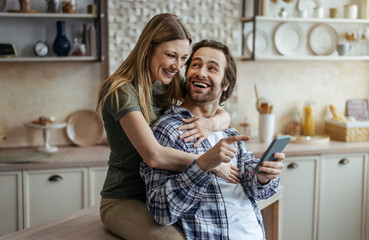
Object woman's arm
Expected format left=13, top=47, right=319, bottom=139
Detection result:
left=121, top=110, right=240, bottom=182
left=120, top=111, right=194, bottom=172
left=177, top=107, right=230, bottom=147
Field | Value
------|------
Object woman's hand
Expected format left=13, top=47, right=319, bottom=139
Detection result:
left=253, top=152, right=285, bottom=184
left=212, top=162, right=241, bottom=184
left=177, top=116, right=212, bottom=147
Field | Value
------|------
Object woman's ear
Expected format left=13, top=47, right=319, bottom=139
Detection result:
left=147, top=44, right=152, bottom=57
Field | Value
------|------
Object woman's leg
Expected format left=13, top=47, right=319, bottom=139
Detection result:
left=100, top=197, right=186, bottom=240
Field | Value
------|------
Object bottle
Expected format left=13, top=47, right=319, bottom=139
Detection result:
left=303, top=100, right=315, bottom=136
left=288, top=109, right=301, bottom=136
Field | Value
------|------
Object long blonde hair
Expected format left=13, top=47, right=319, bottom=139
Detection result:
left=97, top=13, right=192, bottom=123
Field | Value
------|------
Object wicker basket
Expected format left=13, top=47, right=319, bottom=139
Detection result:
left=325, top=119, right=369, bottom=142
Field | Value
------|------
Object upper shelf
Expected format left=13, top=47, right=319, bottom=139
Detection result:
left=241, top=16, right=369, bottom=24
left=0, top=12, right=104, bottom=19
left=0, top=56, right=100, bottom=62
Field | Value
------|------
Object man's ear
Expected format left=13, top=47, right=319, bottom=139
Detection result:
left=222, top=80, right=230, bottom=91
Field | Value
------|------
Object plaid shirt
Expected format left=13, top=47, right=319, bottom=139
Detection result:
left=140, top=106, right=280, bottom=240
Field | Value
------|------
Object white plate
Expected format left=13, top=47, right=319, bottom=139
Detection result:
left=309, top=23, right=338, bottom=55
left=66, top=110, right=104, bottom=147
left=245, top=30, right=269, bottom=55
left=274, top=23, right=304, bottom=56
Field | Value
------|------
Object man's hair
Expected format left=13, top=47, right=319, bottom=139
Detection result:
left=185, top=39, right=237, bottom=105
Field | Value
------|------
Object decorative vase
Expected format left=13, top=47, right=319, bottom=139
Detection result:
left=53, top=21, right=71, bottom=56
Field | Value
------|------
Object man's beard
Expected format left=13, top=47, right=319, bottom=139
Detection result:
left=185, top=80, right=222, bottom=104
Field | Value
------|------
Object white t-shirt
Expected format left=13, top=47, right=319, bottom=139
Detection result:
left=207, top=131, right=263, bottom=240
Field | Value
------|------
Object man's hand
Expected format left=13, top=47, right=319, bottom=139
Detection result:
left=212, top=162, right=241, bottom=184
left=253, top=152, right=285, bottom=184
left=197, top=135, right=250, bottom=172
left=177, top=117, right=212, bottom=147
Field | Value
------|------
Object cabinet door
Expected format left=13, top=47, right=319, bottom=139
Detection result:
left=0, top=171, right=23, bottom=236
left=280, top=156, right=319, bottom=240
left=23, top=168, right=88, bottom=228
left=318, top=153, right=367, bottom=240
left=88, top=166, right=108, bottom=206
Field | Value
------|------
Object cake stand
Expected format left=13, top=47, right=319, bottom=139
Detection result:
left=25, top=122, right=67, bottom=152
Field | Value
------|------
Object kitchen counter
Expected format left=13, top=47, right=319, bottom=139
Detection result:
left=247, top=139, right=369, bottom=158
left=0, top=145, right=110, bottom=171
left=0, top=140, right=368, bottom=171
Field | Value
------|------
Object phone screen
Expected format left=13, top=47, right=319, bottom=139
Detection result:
left=254, top=135, right=291, bottom=173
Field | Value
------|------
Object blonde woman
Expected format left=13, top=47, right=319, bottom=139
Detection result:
left=97, top=13, right=239, bottom=239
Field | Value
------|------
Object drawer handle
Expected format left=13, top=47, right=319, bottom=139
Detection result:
left=48, top=175, right=63, bottom=182
left=287, top=163, right=298, bottom=169
left=339, top=159, right=349, bottom=165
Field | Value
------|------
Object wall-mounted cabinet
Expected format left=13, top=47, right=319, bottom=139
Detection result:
left=0, top=0, right=103, bottom=62
left=241, top=0, right=369, bottom=61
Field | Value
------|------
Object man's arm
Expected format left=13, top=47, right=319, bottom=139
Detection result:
left=140, top=120, right=211, bottom=225
left=141, top=160, right=211, bottom=225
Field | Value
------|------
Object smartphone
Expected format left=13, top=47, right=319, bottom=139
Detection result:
left=254, top=135, right=291, bottom=173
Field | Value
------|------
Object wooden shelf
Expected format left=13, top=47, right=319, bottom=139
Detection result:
left=0, top=56, right=99, bottom=62
left=253, top=16, right=369, bottom=24
left=0, top=12, right=101, bottom=19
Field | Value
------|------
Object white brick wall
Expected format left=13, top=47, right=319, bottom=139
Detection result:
left=107, top=0, right=241, bottom=74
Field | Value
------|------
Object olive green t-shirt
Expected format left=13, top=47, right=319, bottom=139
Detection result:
left=100, top=81, right=166, bottom=201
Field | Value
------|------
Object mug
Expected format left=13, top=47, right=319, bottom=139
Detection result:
left=314, top=6, right=324, bottom=18
left=344, top=4, right=358, bottom=19
left=336, top=43, right=352, bottom=56
left=259, top=114, right=275, bottom=144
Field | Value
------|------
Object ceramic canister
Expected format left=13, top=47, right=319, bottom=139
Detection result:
left=344, top=4, right=358, bottom=19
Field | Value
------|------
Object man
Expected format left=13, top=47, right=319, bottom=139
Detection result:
left=140, top=39, right=284, bottom=240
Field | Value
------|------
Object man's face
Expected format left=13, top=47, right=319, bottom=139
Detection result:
left=185, top=47, right=229, bottom=104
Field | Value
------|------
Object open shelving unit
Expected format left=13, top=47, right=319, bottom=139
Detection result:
left=0, top=0, right=103, bottom=62
left=240, top=0, right=369, bottom=61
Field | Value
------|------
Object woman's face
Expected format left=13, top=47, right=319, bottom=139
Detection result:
left=148, top=39, right=190, bottom=85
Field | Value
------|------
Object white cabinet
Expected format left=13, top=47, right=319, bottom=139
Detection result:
left=23, top=168, right=88, bottom=228
left=318, top=153, right=367, bottom=240
left=280, top=156, right=319, bottom=240
left=0, top=171, right=23, bottom=236
left=88, top=166, right=107, bottom=206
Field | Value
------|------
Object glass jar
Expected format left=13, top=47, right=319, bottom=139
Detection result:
left=302, top=100, right=315, bottom=136
left=71, top=38, right=86, bottom=56
left=288, top=109, right=301, bottom=136
left=45, top=0, right=60, bottom=13
left=61, top=0, right=76, bottom=13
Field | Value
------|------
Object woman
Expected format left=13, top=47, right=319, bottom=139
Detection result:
left=96, top=13, right=238, bottom=240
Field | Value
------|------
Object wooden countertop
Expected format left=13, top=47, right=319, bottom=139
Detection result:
left=0, top=188, right=283, bottom=240
left=0, top=206, right=120, bottom=240
left=0, top=140, right=368, bottom=171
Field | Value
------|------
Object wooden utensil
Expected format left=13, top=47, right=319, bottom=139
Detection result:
left=254, top=84, right=260, bottom=104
